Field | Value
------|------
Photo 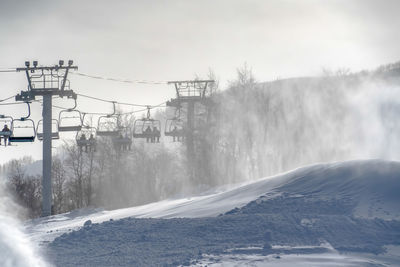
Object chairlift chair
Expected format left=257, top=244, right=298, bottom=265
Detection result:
left=96, top=102, right=120, bottom=136
left=132, top=107, right=161, bottom=142
left=36, top=119, right=60, bottom=140
left=112, top=126, right=132, bottom=151
left=97, top=115, right=120, bottom=136
left=58, top=109, right=82, bottom=132
left=9, top=118, right=36, bottom=142
left=132, top=119, right=161, bottom=138
left=9, top=102, right=36, bottom=143
left=76, top=126, right=97, bottom=152
left=164, top=118, right=185, bottom=142
left=58, top=98, right=82, bottom=132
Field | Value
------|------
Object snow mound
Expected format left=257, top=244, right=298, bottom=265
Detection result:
left=27, top=159, right=400, bottom=245
left=277, top=159, right=400, bottom=219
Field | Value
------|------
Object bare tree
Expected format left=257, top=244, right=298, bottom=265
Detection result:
left=52, top=156, right=67, bottom=214
left=5, top=157, right=41, bottom=218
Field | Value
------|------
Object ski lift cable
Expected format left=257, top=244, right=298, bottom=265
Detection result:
left=72, top=72, right=168, bottom=85
left=4, top=91, right=167, bottom=115
left=111, top=102, right=167, bottom=115
left=109, top=102, right=166, bottom=115
left=77, top=93, right=147, bottom=107
left=32, top=99, right=109, bottom=115
left=0, top=94, right=17, bottom=102
left=117, top=101, right=150, bottom=107
left=53, top=100, right=165, bottom=114
left=76, top=93, right=167, bottom=108
left=0, top=102, right=26, bottom=106
left=0, top=69, right=17, bottom=73
left=120, top=108, right=148, bottom=115
left=76, top=93, right=115, bottom=104
left=34, top=99, right=150, bottom=116
left=0, top=68, right=168, bottom=85
left=151, top=102, right=167, bottom=108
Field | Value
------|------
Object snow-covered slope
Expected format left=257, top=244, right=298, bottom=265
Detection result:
left=41, top=159, right=400, bottom=267
left=277, top=159, right=400, bottom=220
left=25, top=162, right=298, bottom=243
left=26, top=159, right=400, bottom=245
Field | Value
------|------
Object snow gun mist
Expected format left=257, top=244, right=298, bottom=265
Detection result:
left=209, top=65, right=400, bottom=184
left=0, top=178, right=49, bottom=267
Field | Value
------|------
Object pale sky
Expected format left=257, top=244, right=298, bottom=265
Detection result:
left=0, top=0, right=399, bottom=163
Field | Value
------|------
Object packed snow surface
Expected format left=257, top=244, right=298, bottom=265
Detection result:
left=25, top=159, right=400, bottom=266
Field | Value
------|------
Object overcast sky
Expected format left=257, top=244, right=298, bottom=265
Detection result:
left=0, top=0, right=399, bottom=163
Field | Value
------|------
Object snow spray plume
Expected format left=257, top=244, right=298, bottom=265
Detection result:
left=211, top=66, right=400, bottom=183
left=0, top=178, right=49, bottom=267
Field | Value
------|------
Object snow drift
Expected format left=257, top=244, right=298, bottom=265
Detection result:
left=26, top=159, right=400, bottom=266
left=275, top=159, right=400, bottom=219
left=27, top=159, right=400, bottom=244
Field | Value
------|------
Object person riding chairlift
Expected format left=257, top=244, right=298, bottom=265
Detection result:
left=152, top=126, right=160, bottom=143
left=80, top=134, right=88, bottom=152
left=144, top=125, right=152, bottom=143
left=0, top=124, right=11, bottom=146
left=171, top=126, right=179, bottom=142
left=125, top=133, right=132, bottom=150
left=114, top=134, right=124, bottom=151
left=89, top=133, right=96, bottom=152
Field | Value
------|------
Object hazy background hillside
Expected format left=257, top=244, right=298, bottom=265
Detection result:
left=2, top=62, right=400, bottom=218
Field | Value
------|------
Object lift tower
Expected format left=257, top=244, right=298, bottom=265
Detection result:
left=167, top=80, right=214, bottom=183
left=15, top=60, right=77, bottom=217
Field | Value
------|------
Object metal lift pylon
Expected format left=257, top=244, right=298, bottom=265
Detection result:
left=15, top=60, right=78, bottom=217
left=166, top=80, right=214, bottom=183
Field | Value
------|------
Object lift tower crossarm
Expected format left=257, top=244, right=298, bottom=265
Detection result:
left=16, top=65, right=78, bottom=72
left=16, top=60, right=78, bottom=92
left=167, top=80, right=214, bottom=100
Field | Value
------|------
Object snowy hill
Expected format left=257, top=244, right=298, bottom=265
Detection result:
left=265, top=159, right=400, bottom=220
left=277, top=160, right=400, bottom=220
left=26, top=159, right=400, bottom=266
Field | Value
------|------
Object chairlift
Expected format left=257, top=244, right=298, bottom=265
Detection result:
left=112, top=126, right=132, bottom=151
left=165, top=118, right=185, bottom=142
left=36, top=119, right=60, bottom=140
left=97, top=102, right=120, bottom=136
left=9, top=102, right=36, bottom=143
left=0, top=115, right=13, bottom=146
left=132, top=106, right=161, bottom=143
left=58, top=99, right=82, bottom=132
left=76, top=126, right=97, bottom=152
